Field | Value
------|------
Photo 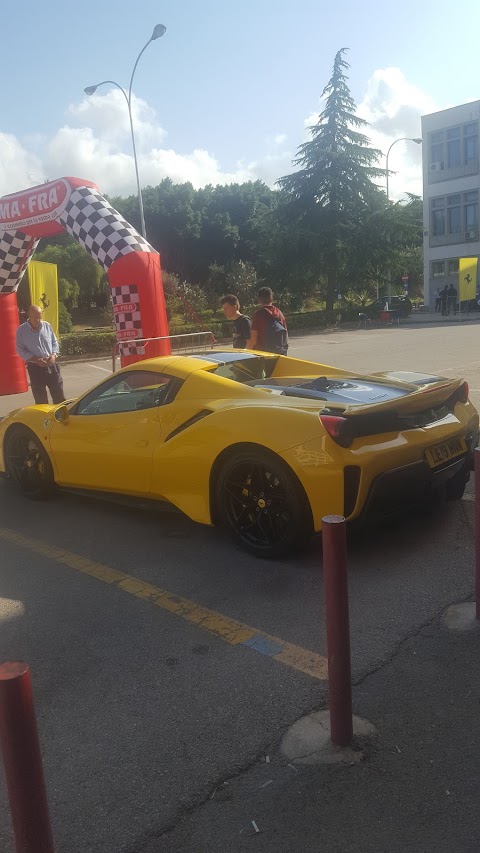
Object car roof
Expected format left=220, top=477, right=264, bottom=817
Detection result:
left=117, top=351, right=264, bottom=379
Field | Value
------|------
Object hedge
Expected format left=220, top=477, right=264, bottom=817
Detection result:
left=59, top=309, right=359, bottom=358
left=59, top=322, right=225, bottom=357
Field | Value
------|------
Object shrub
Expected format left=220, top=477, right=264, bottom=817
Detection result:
left=58, top=302, right=73, bottom=334
left=58, top=309, right=363, bottom=358
left=60, top=331, right=116, bottom=356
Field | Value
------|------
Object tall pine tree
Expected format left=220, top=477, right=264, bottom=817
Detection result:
left=278, top=48, right=385, bottom=311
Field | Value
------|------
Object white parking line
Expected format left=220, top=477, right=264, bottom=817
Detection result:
left=291, top=341, right=341, bottom=350
left=86, top=363, right=112, bottom=373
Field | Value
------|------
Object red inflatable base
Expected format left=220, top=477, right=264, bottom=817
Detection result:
left=0, top=294, right=27, bottom=396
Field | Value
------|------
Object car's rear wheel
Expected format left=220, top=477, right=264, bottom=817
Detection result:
left=216, top=448, right=313, bottom=558
left=4, top=426, right=55, bottom=500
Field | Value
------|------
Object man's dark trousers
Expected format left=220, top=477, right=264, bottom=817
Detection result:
left=27, top=363, right=66, bottom=405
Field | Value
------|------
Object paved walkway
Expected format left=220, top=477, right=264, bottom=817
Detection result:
left=406, top=309, right=480, bottom=324
left=162, top=600, right=480, bottom=853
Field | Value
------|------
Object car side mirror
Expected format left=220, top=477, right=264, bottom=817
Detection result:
left=54, top=405, right=70, bottom=424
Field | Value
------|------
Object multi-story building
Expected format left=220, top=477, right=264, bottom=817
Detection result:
left=422, top=101, right=480, bottom=309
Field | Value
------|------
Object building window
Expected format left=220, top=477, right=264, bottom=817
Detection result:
left=432, top=261, right=445, bottom=277
left=446, top=126, right=461, bottom=169
left=430, top=131, right=444, bottom=167
left=464, top=190, right=478, bottom=230
left=431, top=197, right=445, bottom=236
left=429, top=120, right=479, bottom=171
left=448, top=259, right=459, bottom=275
left=447, top=194, right=462, bottom=233
left=464, top=122, right=478, bottom=165
left=431, top=191, right=479, bottom=237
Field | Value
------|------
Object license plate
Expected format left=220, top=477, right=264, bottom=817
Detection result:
left=425, top=436, right=467, bottom=468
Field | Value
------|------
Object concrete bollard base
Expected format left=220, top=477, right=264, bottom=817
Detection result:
left=281, top=710, right=375, bottom=766
left=442, top=602, right=478, bottom=632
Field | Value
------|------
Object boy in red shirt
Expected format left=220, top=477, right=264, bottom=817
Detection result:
left=247, top=287, right=288, bottom=354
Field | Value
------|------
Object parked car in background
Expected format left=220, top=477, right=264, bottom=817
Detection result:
left=367, top=296, right=413, bottom=319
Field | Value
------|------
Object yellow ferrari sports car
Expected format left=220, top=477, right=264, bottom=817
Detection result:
left=0, top=350, right=478, bottom=557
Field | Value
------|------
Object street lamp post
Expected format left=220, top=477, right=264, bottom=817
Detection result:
left=385, top=136, right=422, bottom=303
left=84, top=24, right=167, bottom=239
left=386, top=137, right=422, bottom=201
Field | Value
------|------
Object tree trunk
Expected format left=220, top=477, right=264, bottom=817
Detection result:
left=325, top=251, right=337, bottom=314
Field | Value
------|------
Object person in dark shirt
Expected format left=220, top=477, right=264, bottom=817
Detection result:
left=447, top=282, right=458, bottom=315
left=440, top=284, right=449, bottom=317
left=247, top=287, right=288, bottom=354
left=221, top=294, right=252, bottom=348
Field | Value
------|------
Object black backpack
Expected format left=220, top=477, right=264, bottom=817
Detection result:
left=262, top=309, right=289, bottom=355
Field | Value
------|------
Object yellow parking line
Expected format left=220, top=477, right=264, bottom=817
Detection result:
left=0, top=527, right=328, bottom=681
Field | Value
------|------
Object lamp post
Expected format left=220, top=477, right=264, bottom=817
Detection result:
left=386, top=136, right=422, bottom=201
left=385, top=136, right=422, bottom=303
left=84, top=23, right=167, bottom=239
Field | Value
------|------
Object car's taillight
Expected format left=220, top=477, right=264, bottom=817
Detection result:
left=456, top=381, right=469, bottom=404
left=320, top=414, right=355, bottom=448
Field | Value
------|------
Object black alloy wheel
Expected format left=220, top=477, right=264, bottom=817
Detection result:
left=217, top=449, right=312, bottom=558
left=5, top=426, right=54, bottom=500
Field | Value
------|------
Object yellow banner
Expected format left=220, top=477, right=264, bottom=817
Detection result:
left=28, top=260, right=59, bottom=337
left=459, top=257, right=478, bottom=303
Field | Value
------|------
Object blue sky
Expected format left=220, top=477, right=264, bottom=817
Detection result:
left=1, top=0, right=479, bottom=199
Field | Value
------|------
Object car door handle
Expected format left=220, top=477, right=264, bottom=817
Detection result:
left=135, top=440, right=149, bottom=447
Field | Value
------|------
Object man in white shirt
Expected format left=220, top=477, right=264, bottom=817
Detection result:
left=16, top=305, right=66, bottom=405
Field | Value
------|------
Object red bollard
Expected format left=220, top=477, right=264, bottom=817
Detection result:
left=0, top=662, right=54, bottom=853
left=322, top=515, right=353, bottom=747
left=475, top=449, right=480, bottom=620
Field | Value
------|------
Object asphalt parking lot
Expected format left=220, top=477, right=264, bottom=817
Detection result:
left=0, top=321, right=479, bottom=852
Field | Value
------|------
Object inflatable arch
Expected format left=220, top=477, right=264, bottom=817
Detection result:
left=0, top=176, right=170, bottom=396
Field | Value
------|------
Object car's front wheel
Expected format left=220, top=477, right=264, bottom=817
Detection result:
left=216, top=448, right=313, bottom=558
left=4, top=426, right=55, bottom=500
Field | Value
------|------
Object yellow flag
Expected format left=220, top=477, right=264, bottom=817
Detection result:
left=28, top=261, right=59, bottom=337
left=459, top=257, right=478, bottom=303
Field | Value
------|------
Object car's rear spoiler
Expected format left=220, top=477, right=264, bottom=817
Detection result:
left=342, top=378, right=465, bottom=417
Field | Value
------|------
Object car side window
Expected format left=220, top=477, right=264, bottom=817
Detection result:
left=75, top=371, right=179, bottom=416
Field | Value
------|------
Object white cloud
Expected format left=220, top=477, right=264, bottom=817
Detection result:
left=0, top=90, right=264, bottom=197
left=67, top=89, right=166, bottom=150
left=0, top=133, right=44, bottom=195
left=357, top=67, right=436, bottom=199
left=0, top=70, right=440, bottom=202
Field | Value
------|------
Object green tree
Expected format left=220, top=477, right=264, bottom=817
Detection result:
left=58, top=302, right=73, bottom=334
left=35, top=240, right=109, bottom=308
left=344, top=194, right=423, bottom=298
left=278, top=48, right=385, bottom=312
left=58, top=277, right=80, bottom=312
left=224, top=261, right=258, bottom=308
left=112, top=179, right=278, bottom=289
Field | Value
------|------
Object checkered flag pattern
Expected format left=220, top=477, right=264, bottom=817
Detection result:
left=58, top=187, right=155, bottom=271
left=0, top=230, right=38, bottom=294
left=111, top=284, right=145, bottom=356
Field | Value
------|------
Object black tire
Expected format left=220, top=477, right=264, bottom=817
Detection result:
left=4, top=426, right=55, bottom=500
left=215, top=448, right=313, bottom=558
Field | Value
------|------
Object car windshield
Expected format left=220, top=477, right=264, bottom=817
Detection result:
left=190, top=352, right=278, bottom=384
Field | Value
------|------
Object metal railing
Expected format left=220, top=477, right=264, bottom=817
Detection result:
left=112, top=331, right=216, bottom=372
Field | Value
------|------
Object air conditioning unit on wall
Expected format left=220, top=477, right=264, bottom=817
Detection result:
left=430, top=162, right=443, bottom=172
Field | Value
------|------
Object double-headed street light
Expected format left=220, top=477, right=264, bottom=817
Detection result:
left=84, top=23, right=167, bottom=239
